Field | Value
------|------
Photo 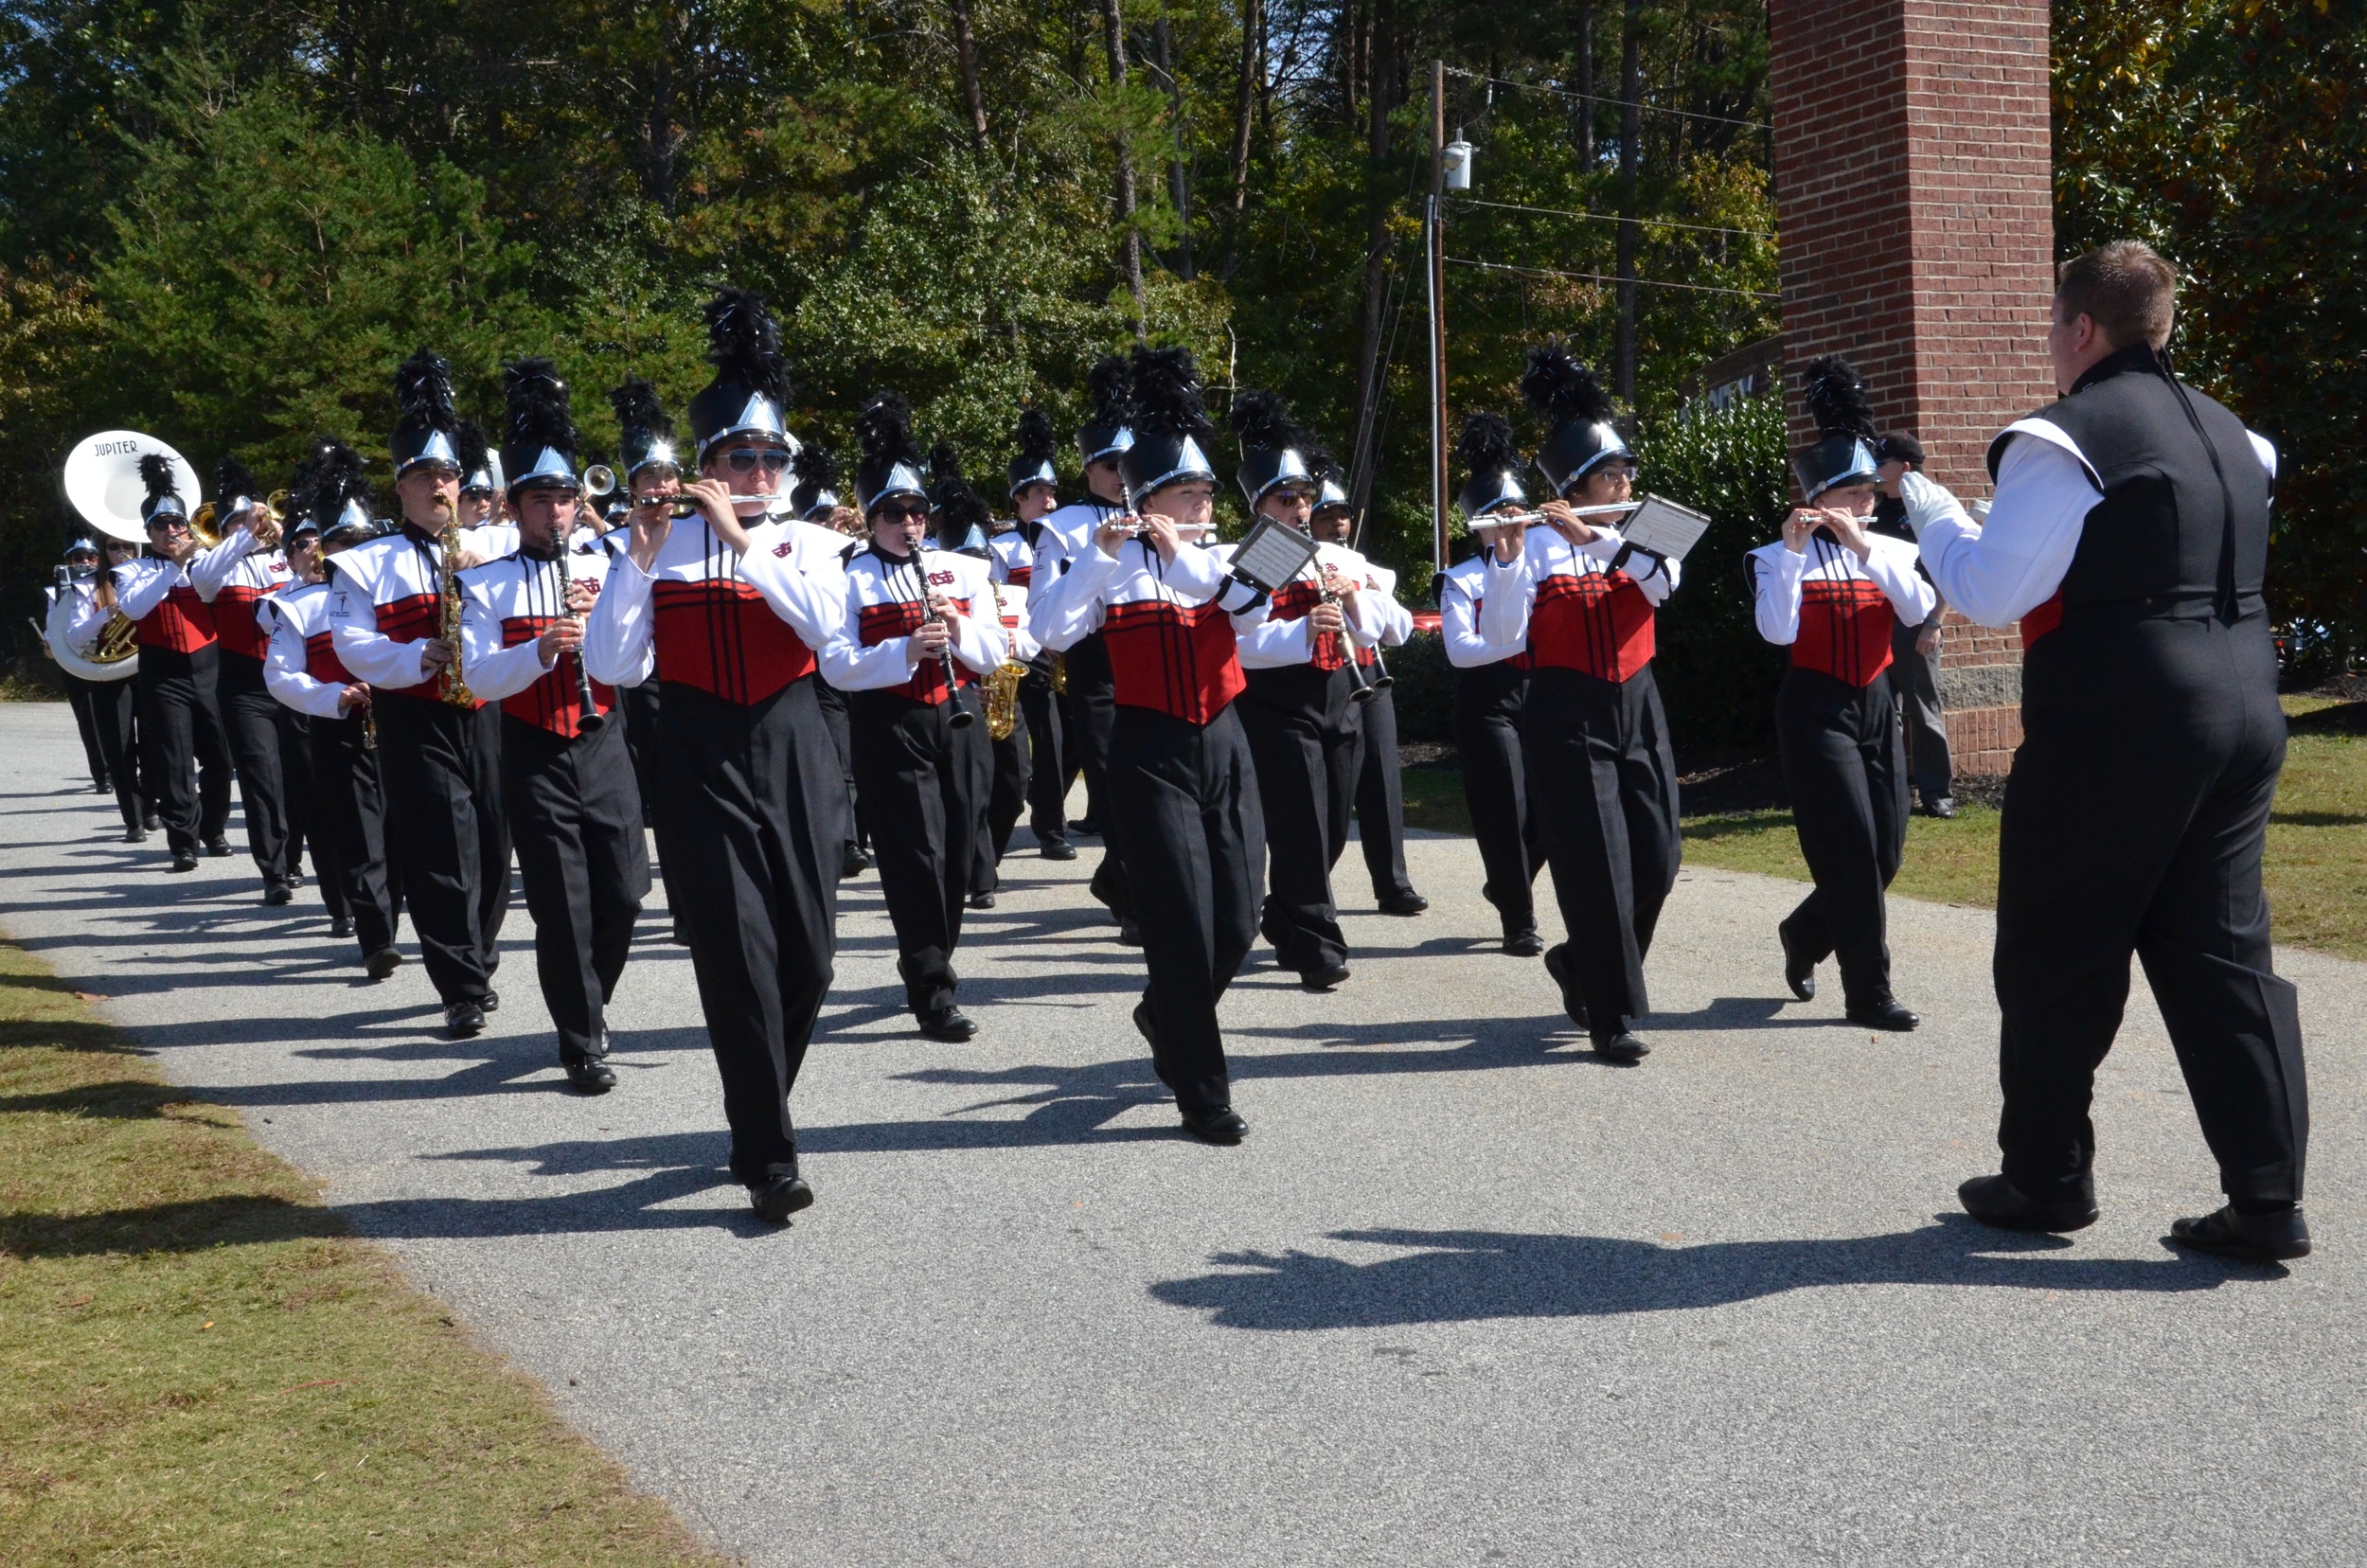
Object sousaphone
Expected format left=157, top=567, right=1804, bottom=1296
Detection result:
left=62, top=430, right=204, bottom=544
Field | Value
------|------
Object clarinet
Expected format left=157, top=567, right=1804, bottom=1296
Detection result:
left=554, top=545, right=603, bottom=732
left=910, top=558, right=974, bottom=730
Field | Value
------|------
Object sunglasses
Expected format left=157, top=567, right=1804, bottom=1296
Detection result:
left=1268, top=489, right=1315, bottom=508
left=873, top=503, right=930, bottom=526
left=721, top=448, right=792, bottom=476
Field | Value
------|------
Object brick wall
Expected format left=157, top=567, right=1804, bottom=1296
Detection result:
left=1770, top=1, right=2056, bottom=773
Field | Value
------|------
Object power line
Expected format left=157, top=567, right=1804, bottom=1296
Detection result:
left=1444, top=66, right=1770, bottom=133
left=1445, top=255, right=1778, bottom=301
left=1449, top=196, right=1773, bottom=241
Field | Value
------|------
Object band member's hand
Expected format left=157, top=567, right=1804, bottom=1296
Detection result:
left=246, top=507, right=283, bottom=550
left=448, top=543, right=489, bottom=572
left=1137, top=513, right=1182, bottom=565
left=1538, top=499, right=1602, bottom=546
left=336, top=685, right=370, bottom=715
left=537, top=618, right=585, bottom=667
left=825, top=506, right=863, bottom=537
left=927, top=592, right=963, bottom=623
left=1915, top=625, right=1942, bottom=658
left=1092, top=517, right=1136, bottom=560
left=1781, top=508, right=1820, bottom=555
left=1320, top=566, right=1360, bottom=607
left=563, top=579, right=598, bottom=615
left=1308, top=602, right=1346, bottom=636
left=685, top=477, right=752, bottom=554
left=910, top=620, right=952, bottom=662
left=419, top=636, right=456, bottom=672
left=626, top=494, right=676, bottom=571
left=1479, top=518, right=1525, bottom=561
left=1817, top=508, right=1874, bottom=561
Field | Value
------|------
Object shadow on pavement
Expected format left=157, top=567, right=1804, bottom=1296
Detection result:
left=1149, top=1218, right=2260, bottom=1327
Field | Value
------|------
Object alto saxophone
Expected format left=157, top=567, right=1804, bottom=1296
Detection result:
left=983, top=580, right=1028, bottom=742
left=436, top=519, right=474, bottom=706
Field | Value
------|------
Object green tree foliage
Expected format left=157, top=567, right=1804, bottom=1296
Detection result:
left=2055, top=0, right=2367, bottom=676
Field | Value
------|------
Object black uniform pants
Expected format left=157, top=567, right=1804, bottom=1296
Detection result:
left=1020, top=665, right=1068, bottom=844
left=274, top=708, right=343, bottom=920
left=813, top=675, right=865, bottom=855
left=660, top=678, right=845, bottom=1186
left=622, top=681, right=663, bottom=829
left=375, top=694, right=508, bottom=1007
left=1524, top=666, right=1682, bottom=1041
left=1105, top=704, right=1265, bottom=1114
left=1238, top=664, right=1362, bottom=973
left=1353, top=679, right=1417, bottom=902
left=852, top=689, right=989, bottom=1019
left=309, top=709, right=400, bottom=957
left=62, top=672, right=108, bottom=786
left=72, top=674, right=144, bottom=830
left=1889, top=616, right=1953, bottom=805
left=135, top=645, right=233, bottom=855
left=1995, top=615, right=2306, bottom=1207
left=1456, top=663, right=1545, bottom=938
left=217, top=651, right=296, bottom=883
left=1775, top=666, right=1909, bottom=1010
left=1064, top=635, right=1131, bottom=922
left=972, top=708, right=1030, bottom=897
left=503, top=716, right=650, bottom=1064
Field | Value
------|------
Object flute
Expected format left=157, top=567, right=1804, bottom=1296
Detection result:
left=1469, top=500, right=1641, bottom=528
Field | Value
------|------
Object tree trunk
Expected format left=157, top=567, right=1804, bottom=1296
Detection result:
left=1154, top=16, right=1193, bottom=279
left=1222, top=0, right=1260, bottom=280
left=1575, top=3, right=1594, bottom=169
left=1097, top=0, right=1148, bottom=337
left=1351, top=6, right=1397, bottom=448
left=950, top=0, right=990, bottom=151
left=1613, top=0, right=1643, bottom=403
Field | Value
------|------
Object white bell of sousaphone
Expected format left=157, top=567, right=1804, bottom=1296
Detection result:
left=62, top=430, right=202, bottom=543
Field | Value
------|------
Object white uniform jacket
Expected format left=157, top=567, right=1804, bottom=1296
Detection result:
left=829, top=543, right=1008, bottom=699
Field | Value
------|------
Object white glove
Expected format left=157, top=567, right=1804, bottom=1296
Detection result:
left=1897, top=468, right=1969, bottom=538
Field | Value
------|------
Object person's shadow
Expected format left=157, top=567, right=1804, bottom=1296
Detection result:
left=1150, top=1218, right=2263, bottom=1328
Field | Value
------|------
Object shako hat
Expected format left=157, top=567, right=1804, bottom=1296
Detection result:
left=790, top=441, right=844, bottom=522
left=391, top=348, right=464, bottom=476
left=1006, top=407, right=1059, bottom=499
left=1453, top=412, right=1528, bottom=522
left=1077, top=353, right=1135, bottom=465
left=499, top=358, right=580, bottom=494
left=138, top=453, right=187, bottom=526
left=688, top=289, right=799, bottom=459
left=455, top=421, right=499, bottom=498
left=298, top=439, right=379, bottom=546
left=854, top=393, right=929, bottom=514
left=610, top=378, right=681, bottom=481
left=1522, top=341, right=1631, bottom=496
left=1118, top=344, right=1218, bottom=504
left=1230, top=389, right=1320, bottom=510
left=1793, top=356, right=1880, bottom=501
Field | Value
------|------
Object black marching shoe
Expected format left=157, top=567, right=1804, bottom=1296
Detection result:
left=1540, top=945, right=1590, bottom=1029
left=839, top=845, right=871, bottom=880
left=967, top=891, right=996, bottom=910
left=564, top=1057, right=618, bottom=1095
left=750, top=1174, right=814, bottom=1224
left=204, top=837, right=233, bottom=858
left=329, top=914, right=354, bottom=940
left=2169, top=1204, right=2311, bottom=1263
left=1131, top=1000, right=1160, bottom=1049
left=169, top=849, right=200, bottom=873
left=123, top=825, right=149, bottom=845
left=1846, top=998, right=1920, bottom=1032
left=1116, top=918, right=1145, bottom=948
left=480, top=988, right=501, bottom=1013
left=142, top=811, right=161, bottom=830
left=1181, top=1105, right=1248, bottom=1146
left=1070, top=816, right=1101, bottom=838
left=1378, top=892, right=1430, bottom=917
left=1958, top=1173, right=2098, bottom=1233
left=93, top=777, right=113, bottom=794
left=1039, top=837, right=1077, bottom=862
left=1301, top=962, right=1351, bottom=992
left=444, top=1001, right=487, bottom=1038
left=918, top=1007, right=978, bottom=1042
left=1922, top=795, right=1958, bottom=820
left=1593, top=1032, right=1650, bottom=1063
left=262, top=881, right=294, bottom=906
left=1780, top=926, right=1817, bottom=1001
left=365, top=947, right=402, bottom=981
left=1502, top=926, right=1546, bottom=958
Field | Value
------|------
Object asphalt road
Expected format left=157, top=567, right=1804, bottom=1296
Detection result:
left=3, top=701, right=2360, bottom=1567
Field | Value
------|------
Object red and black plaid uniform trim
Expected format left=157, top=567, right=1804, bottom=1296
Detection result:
left=1102, top=597, right=1245, bottom=724
left=135, top=584, right=217, bottom=653
left=1527, top=571, right=1655, bottom=681
left=1792, top=578, right=1896, bottom=686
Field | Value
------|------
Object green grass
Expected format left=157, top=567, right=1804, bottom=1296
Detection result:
left=1402, top=694, right=2367, bottom=960
left=0, top=937, right=725, bottom=1566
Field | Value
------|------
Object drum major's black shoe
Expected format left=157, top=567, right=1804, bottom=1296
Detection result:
left=1300, top=962, right=1351, bottom=991
left=141, top=811, right=160, bottom=830
left=1502, top=929, right=1545, bottom=957
left=1845, top=999, right=1919, bottom=1031
left=1377, top=892, right=1430, bottom=916
left=1921, top=795, right=1958, bottom=819
left=1131, top=1000, right=1160, bottom=1049
left=967, top=891, right=996, bottom=909
left=919, top=1007, right=979, bottom=1042
left=1593, top=1032, right=1651, bottom=1063
left=2168, top=1203, right=2310, bottom=1263
left=1180, top=1105, right=1248, bottom=1145
left=329, top=915, right=354, bottom=939
left=564, top=1057, right=618, bottom=1095
left=750, top=1174, right=814, bottom=1224
left=480, top=988, right=500, bottom=1013
left=1116, top=919, right=1144, bottom=947
left=92, top=777, right=112, bottom=793
left=123, top=826, right=148, bottom=844
left=444, top=1001, right=486, bottom=1038
left=1958, top=1173, right=2098, bottom=1233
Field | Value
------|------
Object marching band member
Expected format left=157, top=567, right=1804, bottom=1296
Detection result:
left=831, top=400, right=1005, bottom=1039
left=455, top=427, right=510, bottom=540
left=1479, top=346, right=1683, bottom=1062
left=996, top=408, right=1073, bottom=863
left=267, top=442, right=401, bottom=976
left=1028, top=356, right=1138, bottom=939
left=931, top=450, right=1029, bottom=905
left=1310, top=477, right=1428, bottom=918
left=190, top=457, right=302, bottom=902
left=460, top=363, right=650, bottom=1094
left=248, top=473, right=349, bottom=938
left=1918, top=241, right=2307, bottom=1259
left=1030, top=345, right=1272, bottom=1145
left=45, top=535, right=147, bottom=839
left=607, top=379, right=678, bottom=837
left=77, top=455, right=240, bottom=871
left=972, top=561, right=1038, bottom=904
left=329, top=349, right=512, bottom=1036
left=1225, top=392, right=1388, bottom=990
left=1747, top=357, right=1931, bottom=1033
left=792, top=440, right=872, bottom=881
left=582, top=288, right=851, bottom=1224
left=1438, top=483, right=1547, bottom=956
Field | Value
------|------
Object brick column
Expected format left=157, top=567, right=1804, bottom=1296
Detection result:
left=1769, top=0, right=2056, bottom=774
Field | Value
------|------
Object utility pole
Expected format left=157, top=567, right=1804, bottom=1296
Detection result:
left=1428, top=57, right=1449, bottom=577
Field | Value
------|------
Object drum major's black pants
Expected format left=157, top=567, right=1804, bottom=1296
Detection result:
left=1775, top=665, right=1909, bottom=1011
left=374, top=693, right=508, bottom=1007
left=1237, top=663, right=1362, bottom=973
left=503, top=715, right=650, bottom=1064
left=1455, top=662, right=1545, bottom=939
left=135, top=644, right=233, bottom=855
left=852, top=688, right=989, bottom=1020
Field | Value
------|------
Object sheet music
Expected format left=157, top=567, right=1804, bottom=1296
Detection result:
left=1614, top=495, right=1712, bottom=562
left=1228, top=516, right=1321, bottom=594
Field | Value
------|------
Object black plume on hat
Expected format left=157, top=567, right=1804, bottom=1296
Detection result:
left=610, top=377, right=678, bottom=476
left=213, top=456, right=261, bottom=509
left=1230, top=388, right=1320, bottom=508
left=791, top=439, right=845, bottom=519
left=1007, top=405, right=1060, bottom=497
left=1453, top=411, right=1528, bottom=520
left=1129, top=345, right=1212, bottom=441
left=927, top=439, right=964, bottom=504
left=137, top=452, right=184, bottom=523
left=1803, top=355, right=1877, bottom=441
left=935, top=471, right=992, bottom=551
left=454, top=421, right=491, bottom=488
left=1077, top=353, right=1134, bottom=462
left=391, top=347, right=463, bottom=474
left=1522, top=340, right=1614, bottom=430
left=854, top=392, right=928, bottom=511
left=1229, top=389, right=1305, bottom=453
left=500, top=358, right=579, bottom=490
left=704, top=289, right=792, bottom=404
left=297, top=438, right=374, bottom=539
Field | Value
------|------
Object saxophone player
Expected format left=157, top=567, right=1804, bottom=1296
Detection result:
left=329, top=348, right=513, bottom=1038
